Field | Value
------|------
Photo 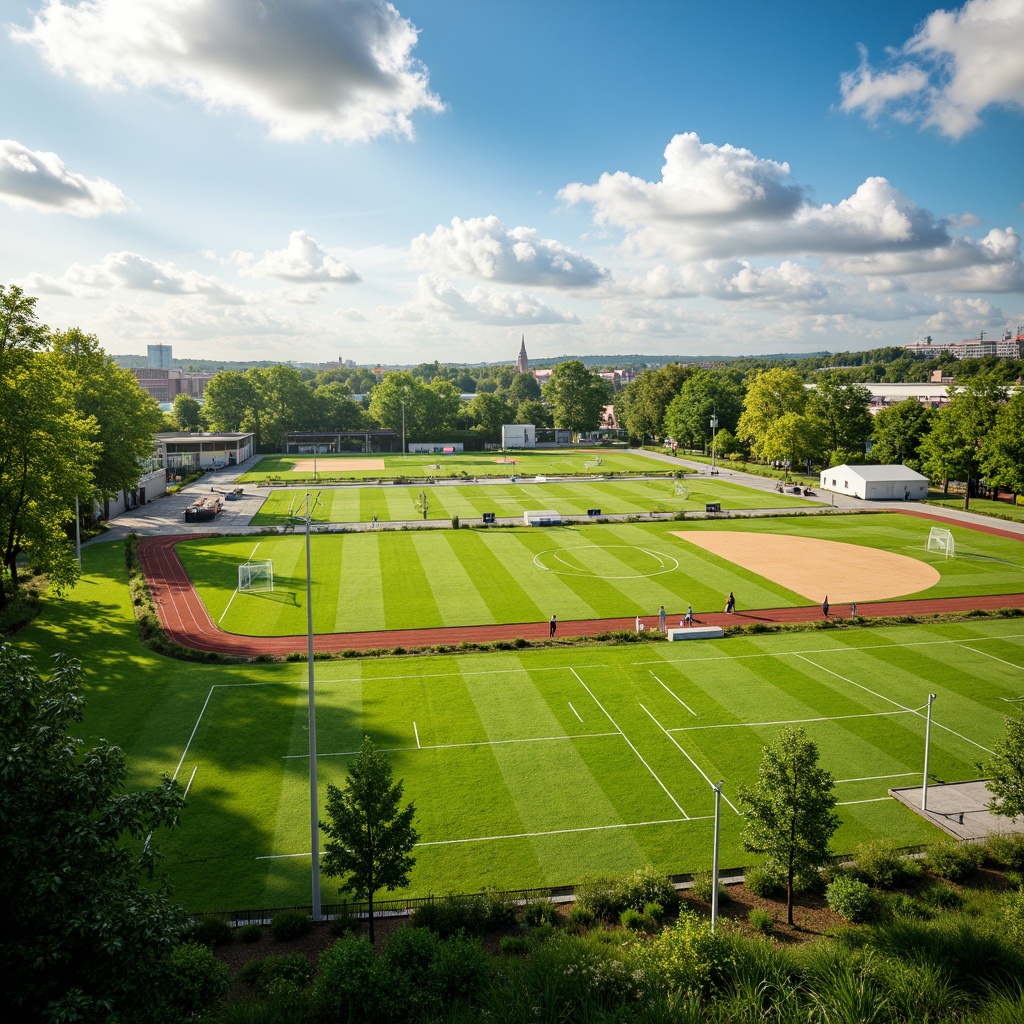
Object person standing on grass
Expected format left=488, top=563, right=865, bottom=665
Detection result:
left=822, top=596, right=829, bottom=618
left=549, top=614, right=557, bottom=637
left=725, top=592, right=735, bottom=614
left=851, top=602, right=857, bottom=620
left=658, top=605, right=666, bottom=631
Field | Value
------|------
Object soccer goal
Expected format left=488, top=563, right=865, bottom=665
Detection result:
left=674, top=480, right=690, bottom=499
left=238, top=559, right=274, bottom=592
left=926, top=526, right=955, bottom=559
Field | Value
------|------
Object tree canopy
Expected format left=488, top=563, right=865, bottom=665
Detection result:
left=542, top=360, right=611, bottom=434
left=981, top=713, right=1024, bottom=821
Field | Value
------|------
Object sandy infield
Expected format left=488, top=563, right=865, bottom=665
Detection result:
left=290, top=457, right=385, bottom=472
left=670, top=531, right=941, bottom=603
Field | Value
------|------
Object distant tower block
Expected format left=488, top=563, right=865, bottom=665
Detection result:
left=515, top=335, right=529, bottom=373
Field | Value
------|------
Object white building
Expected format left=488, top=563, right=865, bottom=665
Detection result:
left=820, top=464, right=929, bottom=501
left=502, top=424, right=535, bottom=448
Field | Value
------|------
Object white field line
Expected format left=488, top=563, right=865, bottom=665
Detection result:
left=284, top=732, right=620, bottom=759
left=220, top=542, right=263, bottom=623
left=413, top=722, right=420, bottom=749
left=796, top=654, right=995, bottom=755
left=958, top=644, right=1024, bottom=672
left=256, top=815, right=699, bottom=858
left=649, top=670, right=697, bottom=716
left=669, top=709, right=916, bottom=733
left=569, top=667, right=688, bottom=818
left=173, top=686, right=216, bottom=781
left=1000, top=696, right=1024, bottom=702
left=568, top=701, right=584, bottom=723
left=639, top=702, right=739, bottom=814
left=836, top=772, right=919, bottom=784
left=837, top=797, right=892, bottom=806
left=631, top=632, right=1024, bottom=668
left=182, top=765, right=199, bottom=799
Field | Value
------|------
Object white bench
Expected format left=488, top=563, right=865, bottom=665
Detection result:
left=666, top=626, right=725, bottom=641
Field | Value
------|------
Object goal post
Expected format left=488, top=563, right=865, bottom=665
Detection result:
left=926, top=527, right=955, bottom=559
left=673, top=480, right=690, bottom=499
left=238, top=559, right=274, bottom=592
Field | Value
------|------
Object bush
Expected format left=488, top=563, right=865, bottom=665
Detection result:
left=383, top=926, right=440, bottom=975
left=745, top=862, right=785, bottom=898
left=690, top=872, right=729, bottom=905
left=270, top=909, right=312, bottom=941
left=631, top=911, right=732, bottom=996
left=237, top=952, right=310, bottom=993
left=429, top=933, right=490, bottom=1005
left=522, top=899, right=560, bottom=927
left=985, top=833, right=1024, bottom=871
left=1004, top=886, right=1024, bottom=950
left=170, top=942, right=231, bottom=1015
left=238, top=922, right=263, bottom=943
left=565, top=903, right=595, bottom=934
left=748, top=907, right=773, bottom=934
left=921, top=884, right=963, bottom=911
left=826, top=875, right=875, bottom=923
left=410, top=892, right=514, bottom=937
left=500, top=934, right=530, bottom=955
left=926, top=841, right=984, bottom=882
left=853, top=839, right=921, bottom=888
left=313, top=934, right=388, bottom=1023
left=618, top=866, right=680, bottom=916
left=186, top=916, right=233, bottom=948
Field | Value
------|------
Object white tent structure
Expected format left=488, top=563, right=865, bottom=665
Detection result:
left=820, top=464, right=928, bottom=501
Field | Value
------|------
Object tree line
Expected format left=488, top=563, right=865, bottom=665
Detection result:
left=0, top=286, right=163, bottom=610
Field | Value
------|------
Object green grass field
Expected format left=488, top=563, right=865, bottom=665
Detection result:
left=178, top=513, right=1024, bottom=637
left=238, top=448, right=675, bottom=482
left=248, top=477, right=818, bottom=527
left=17, top=540, right=1024, bottom=913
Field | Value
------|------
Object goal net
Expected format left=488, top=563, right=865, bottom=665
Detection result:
left=926, top=527, right=955, bottom=559
left=238, top=559, right=274, bottom=592
left=674, top=480, right=690, bottom=499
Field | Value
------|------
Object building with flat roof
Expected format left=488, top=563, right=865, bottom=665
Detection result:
left=155, top=431, right=254, bottom=470
left=147, top=344, right=173, bottom=369
left=132, top=367, right=216, bottom=404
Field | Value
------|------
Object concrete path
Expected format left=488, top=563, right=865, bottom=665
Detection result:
left=890, top=781, right=1024, bottom=840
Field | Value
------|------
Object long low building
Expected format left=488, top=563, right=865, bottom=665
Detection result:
left=820, top=464, right=929, bottom=501
left=155, top=432, right=254, bottom=470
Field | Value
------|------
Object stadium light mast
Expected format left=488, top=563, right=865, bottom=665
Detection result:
left=711, top=779, right=724, bottom=932
left=710, top=407, right=718, bottom=474
left=400, top=399, right=406, bottom=454
left=922, top=693, right=936, bottom=811
left=292, top=492, right=323, bottom=920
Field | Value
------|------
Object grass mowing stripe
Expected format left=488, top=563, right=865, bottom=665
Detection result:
left=294, top=732, right=621, bottom=757
left=173, top=686, right=217, bottom=781
left=414, top=816, right=692, bottom=847
left=958, top=643, right=1024, bottom=671
left=410, top=532, right=495, bottom=627
left=379, top=531, right=441, bottom=629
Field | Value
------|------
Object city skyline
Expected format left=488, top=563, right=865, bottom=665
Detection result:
left=1, top=0, right=1022, bottom=364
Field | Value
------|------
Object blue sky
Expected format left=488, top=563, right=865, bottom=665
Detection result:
left=1, top=0, right=1022, bottom=365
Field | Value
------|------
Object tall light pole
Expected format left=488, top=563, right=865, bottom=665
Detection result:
left=710, top=407, right=718, bottom=475
left=400, top=400, right=406, bottom=455
left=292, top=493, right=323, bottom=920
left=922, top=693, right=936, bottom=811
left=711, top=779, right=724, bottom=932
left=74, top=493, right=81, bottom=566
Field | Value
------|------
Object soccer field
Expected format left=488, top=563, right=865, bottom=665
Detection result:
left=238, top=448, right=671, bottom=482
left=248, top=477, right=817, bottom=527
left=158, top=619, right=1024, bottom=911
left=177, top=513, right=1024, bottom=637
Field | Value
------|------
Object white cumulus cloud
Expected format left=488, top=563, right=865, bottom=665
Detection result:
left=11, top=0, right=444, bottom=141
left=411, top=216, right=609, bottom=287
left=839, top=0, right=1024, bottom=139
left=0, top=139, right=127, bottom=215
left=234, top=230, right=361, bottom=283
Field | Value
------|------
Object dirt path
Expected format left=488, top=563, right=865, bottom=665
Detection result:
left=137, top=511, right=1024, bottom=657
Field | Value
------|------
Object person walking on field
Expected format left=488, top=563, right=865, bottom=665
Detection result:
left=822, top=596, right=830, bottom=618
left=549, top=614, right=557, bottom=637
left=725, top=592, right=735, bottom=614
left=685, top=604, right=693, bottom=627
left=658, top=605, right=666, bottom=631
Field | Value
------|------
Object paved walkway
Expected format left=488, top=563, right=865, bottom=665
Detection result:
left=890, top=782, right=1024, bottom=840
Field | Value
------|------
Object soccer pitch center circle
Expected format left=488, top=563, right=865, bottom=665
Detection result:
left=533, top=544, right=679, bottom=580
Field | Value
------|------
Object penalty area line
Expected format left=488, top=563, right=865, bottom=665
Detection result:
left=650, top=670, right=697, bottom=715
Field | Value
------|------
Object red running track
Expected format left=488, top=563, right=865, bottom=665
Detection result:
left=137, top=510, right=1024, bottom=658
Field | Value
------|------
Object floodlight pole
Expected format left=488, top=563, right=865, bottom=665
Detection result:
left=711, top=779, right=724, bottom=932
left=922, top=693, right=936, bottom=811
left=400, top=400, right=406, bottom=454
left=301, top=493, right=322, bottom=920
left=710, top=408, right=718, bottom=474
left=74, top=493, right=81, bottom=566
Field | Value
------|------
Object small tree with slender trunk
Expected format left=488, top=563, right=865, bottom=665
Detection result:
left=980, top=713, right=1024, bottom=820
left=321, top=736, right=419, bottom=943
left=738, top=726, right=839, bottom=925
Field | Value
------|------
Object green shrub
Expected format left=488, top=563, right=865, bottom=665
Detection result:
left=631, top=911, right=733, bottom=996
left=620, top=907, right=645, bottom=931
left=429, top=933, right=490, bottom=1005
left=618, top=866, right=680, bottom=916
left=1004, top=886, right=1024, bottom=950
left=237, top=952, right=310, bottom=992
left=986, top=833, right=1024, bottom=871
left=748, top=907, right=773, bottom=934
left=690, top=872, right=729, bottom=905
left=186, top=916, right=233, bottom=948
left=921, top=884, right=963, bottom=911
left=270, top=909, right=312, bottom=941
left=745, top=862, right=785, bottom=898
left=313, top=934, right=388, bottom=1023
left=879, top=892, right=930, bottom=921
left=926, top=841, right=984, bottom=882
left=500, top=934, right=530, bottom=955
left=565, top=903, right=595, bottom=933
left=410, top=892, right=510, bottom=937
left=522, top=898, right=559, bottom=927
left=574, top=876, right=622, bottom=921
left=826, top=875, right=875, bottom=923
left=383, top=925, right=440, bottom=975
left=170, top=941, right=231, bottom=1015
left=853, top=839, right=921, bottom=888
left=238, top=922, right=263, bottom=943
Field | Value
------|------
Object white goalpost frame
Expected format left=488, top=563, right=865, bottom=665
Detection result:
left=674, top=480, right=690, bottom=499
left=238, top=559, right=274, bottom=592
left=926, top=526, right=955, bottom=559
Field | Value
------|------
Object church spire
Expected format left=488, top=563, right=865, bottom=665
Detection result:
left=515, top=334, right=529, bottom=373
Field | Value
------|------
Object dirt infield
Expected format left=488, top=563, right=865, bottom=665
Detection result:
left=137, top=528, right=1024, bottom=658
left=290, top=457, right=385, bottom=472
left=671, top=531, right=941, bottom=603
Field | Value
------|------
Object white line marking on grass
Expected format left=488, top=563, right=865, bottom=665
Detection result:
left=415, top=817, right=691, bottom=847
left=796, top=654, right=995, bottom=755
left=569, top=667, right=688, bottom=817
left=649, top=670, right=697, bottom=715
left=836, top=772, right=919, bottom=784
left=639, top=703, right=738, bottom=814
left=173, top=687, right=216, bottom=781
left=182, top=765, right=199, bottom=798
left=568, top=701, right=584, bottom=723
left=670, top=709, right=916, bottom=733
left=1000, top=696, right=1024, bottom=702
left=958, top=644, right=1024, bottom=672
left=837, top=797, right=892, bottom=806
left=413, top=722, right=420, bottom=748
left=218, top=588, right=239, bottom=623
left=285, top=732, right=621, bottom=758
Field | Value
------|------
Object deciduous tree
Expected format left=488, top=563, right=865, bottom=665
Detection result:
left=321, top=736, right=419, bottom=943
left=662, top=370, right=743, bottom=451
left=870, top=398, right=933, bottom=470
left=981, top=713, right=1024, bottom=821
left=806, top=374, right=872, bottom=465
left=738, top=726, right=839, bottom=925
left=542, top=360, right=610, bottom=434
left=736, top=368, right=807, bottom=462
left=981, top=391, right=1024, bottom=498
